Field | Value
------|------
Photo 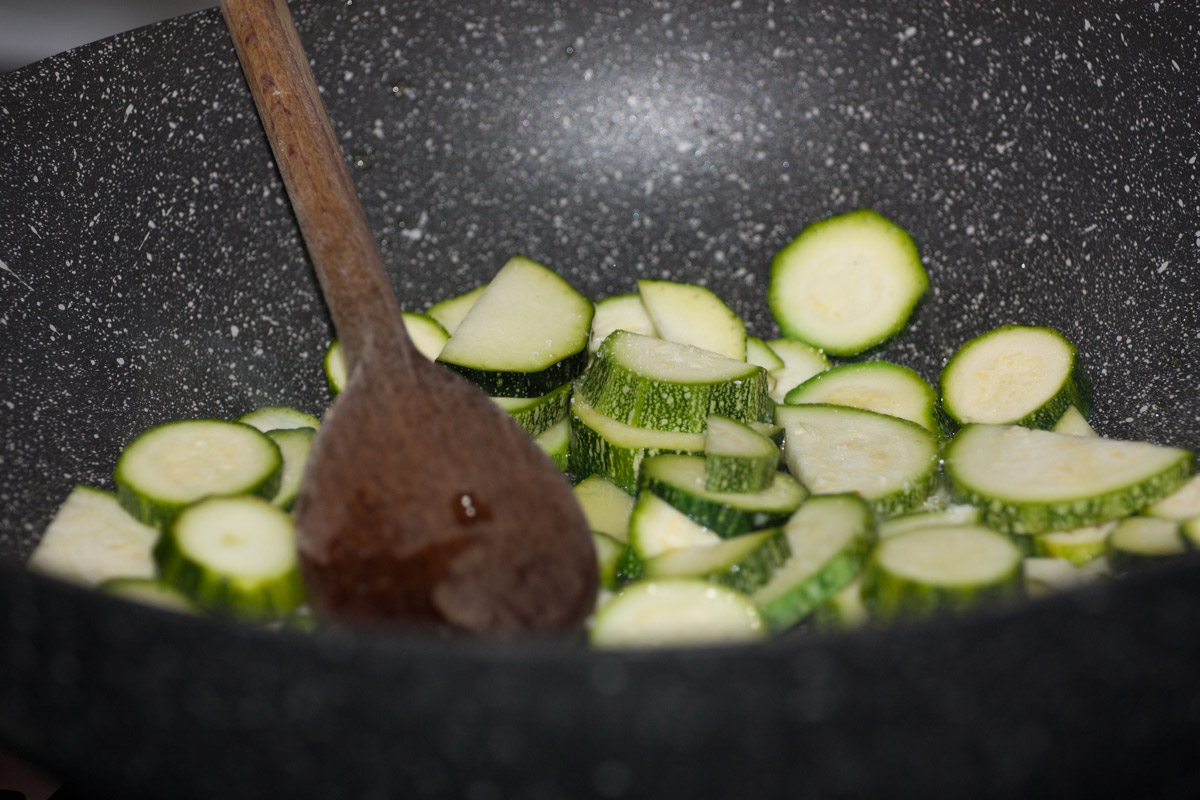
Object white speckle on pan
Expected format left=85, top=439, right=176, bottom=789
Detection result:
left=400, top=210, right=429, bottom=241
left=898, top=25, right=917, bottom=43
left=230, top=324, right=240, bottom=338
left=0, top=257, right=33, bottom=291
left=124, top=103, right=135, bottom=122
left=1158, top=262, right=1170, bottom=274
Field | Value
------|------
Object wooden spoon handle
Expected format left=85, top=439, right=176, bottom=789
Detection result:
left=220, top=0, right=413, bottom=372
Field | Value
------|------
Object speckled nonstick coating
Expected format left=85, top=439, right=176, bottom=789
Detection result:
left=1, top=1, right=1198, bottom=797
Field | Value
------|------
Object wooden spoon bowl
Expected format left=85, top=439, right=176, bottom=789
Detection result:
left=219, top=0, right=596, bottom=634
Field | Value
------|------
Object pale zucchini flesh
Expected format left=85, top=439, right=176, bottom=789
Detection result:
left=1142, top=474, right=1200, bottom=521
left=765, top=338, right=830, bottom=405
left=753, top=494, right=874, bottom=631
left=784, top=360, right=941, bottom=433
left=1031, top=521, right=1115, bottom=566
left=573, top=475, right=636, bottom=542
left=863, top=525, right=1024, bottom=619
left=237, top=406, right=320, bottom=432
left=940, top=325, right=1088, bottom=429
left=589, top=579, right=767, bottom=649
left=775, top=403, right=940, bottom=516
left=642, top=527, right=790, bottom=594
left=426, top=283, right=487, bottom=335
left=1052, top=405, right=1098, bottom=438
left=114, top=419, right=282, bottom=527
left=638, top=454, right=806, bottom=537
left=589, top=293, right=658, bottom=353
left=1107, top=517, right=1187, bottom=573
left=945, top=424, right=1195, bottom=534
left=437, top=255, right=593, bottom=397
left=769, top=209, right=928, bottom=356
left=637, top=279, right=747, bottom=361
left=27, top=486, right=159, bottom=587
left=703, top=415, right=779, bottom=493
left=628, top=493, right=721, bottom=559
left=267, top=427, right=315, bottom=511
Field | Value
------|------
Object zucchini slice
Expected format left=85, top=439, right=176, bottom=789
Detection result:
left=768, top=209, right=928, bottom=356
left=237, top=406, right=320, bottom=432
left=812, top=577, right=869, bottom=631
left=580, top=331, right=770, bottom=433
left=324, top=313, right=452, bottom=395
left=940, top=325, right=1088, bottom=429
left=775, top=403, right=940, bottom=516
left=638, top=454, right=807, bottom=537
left=765, top=338, right=830, bottom=405
left=155, top=495, right=305, bottom=617
left=636, top=279, right=747, bottom=361
left=573, top=475, right=636, bottom=542
left=426, top=283, right=487, bottom=335
left=863, top=525, right=1024, bottom=620
left=1142, top=474, right=1200, bottom=521
left=592, top=531, right=629, bottom=590
left=642, top=527, right=791, bottom=594
left=1052, top=405, right=1098, bottom=438
left=437, top=255, right=593, bottom=397
left=99, top=577, right=197, bottom=613
left=114, top=419, right=282, bottom=527
left=704, top=415, right=780, bottom=493
left=27, top=486, right=159, bottom=587
left=492, top=382, right=572, bottom=437
left=753, top=494, right=875, bottom=632
left=1023, top=556, right=1109, bottom=598
left=266, top=427, right=315, bottom=511
left=1031, top=521, right=1115, bottom=566
left=569, top=391, right=706, bottom=492
left=746, top=337, right=785, bottom=372
left=784, top=360, right=941, bottom=434
left=588, top=292, right=658, bottom=353
left=1107, top=516, right=1187, bottom=573
left=878, top=505, right=982, bottom=539
left=535, top=418, right=571, bottom=471
left=589, top=579, right=767, bottom=649
left=628, top=492, right=721, bottom=559
left=945, top=424, right=1195, bottom=534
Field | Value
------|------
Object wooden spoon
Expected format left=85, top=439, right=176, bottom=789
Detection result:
left=219, top=0, right=596, bottom=634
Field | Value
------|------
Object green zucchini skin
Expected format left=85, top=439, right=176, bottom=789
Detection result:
left=444, top=350, right=589, bottom=398
left=154, top=496, right=305, bottom=618
left=862, top=526, right=1024, bottom=620
left=642, top=527, right=791, bottom=594
left=568, top=392, right=706, bottom=493
left=580, top=331, right=770, bottom=433
left=945, top=424, right=1196, bottom=535
left=494, top=382, right=572, bottom=437
left=703, top=415, right=779, bottom=493
left=939, top=325, right=1090, bottom=431
left=752, top=494, right=875, bottom=632
left=114, top=419, right=282, bottom=529
left=638, top=454, right=806, bottom=537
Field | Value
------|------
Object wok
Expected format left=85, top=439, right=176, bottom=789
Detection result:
left=2, top=0, right=1199, bottom=797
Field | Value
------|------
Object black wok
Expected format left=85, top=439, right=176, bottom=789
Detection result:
left=2, top=1, right=1199, bottom=797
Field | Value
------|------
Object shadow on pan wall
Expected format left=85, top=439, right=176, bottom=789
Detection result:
left=1, top=0, right=215, bottom=73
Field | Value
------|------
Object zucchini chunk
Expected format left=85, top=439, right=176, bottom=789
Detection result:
left=114, top=419, right=282, bottom=527
left=812, top=577, right=869, bottom=631
left=863, top=525, right=1024, bottom=620
left=784, top=360, right=941, bottom=434
left=638, top=454, right=806, bottom=537
left=426, top=283, right=487, bottom=335
left=99, top=577, right=197, bottom=613
left=493, top=382, right=572, bottom=437
left=266, top=427, right=315, bottom=511
left=1052, top=405, right=1098, bottom=437
left=592, top=532, right=630, bottom=590
left=589, top=579, right=767, bottom=649
left=703, top=415, right=780, bottom=493
left=1031, top=521, right=1115, bottom=566
left=588, top=292, right=658, bottom=353
left=746, top=336, right=785, bottom=372
left=573, top=475, right=636, bottom=542
left=878, top=505, right=982, bottom=540
left=27, top=486, right=159, bottom=587
left=637, top=279, right=747, bottom=360
left=535, top=418, right=571, bottom=471
left=775, top=403, right=940, bottom=516
left=437, top=255, right=593, bottom=397
left=580, top=331, right=770, bottom=433
left=769, top=209, right=928, bottom=356
left=753, top=494, right=875, bottom=632
left=1142, top=474, right=1200, bottom=521
left=1023, top=556, right=1109, bottom=598
left=765, top=338, right=830, bottom=405
left=325, top=313, right=452, bottom=395
left=155, top=495, right=305, bottom=617
left=628, top=492, right=721, bottom=559
left=237, top=406, right=320, bottom=432
left=569, top=390, right=706, bottom=492
left=643, top=527, right=791, bottom=594
left=940, top=325, right=1088, bottom=429
left=1107, top=517, right=1187, bottom=573
left=945, top=424, right=1195, bottom=534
